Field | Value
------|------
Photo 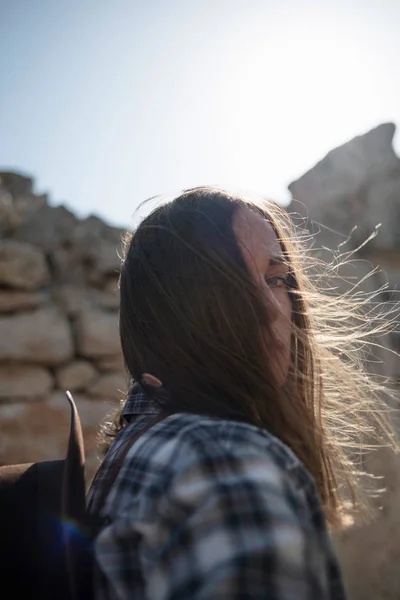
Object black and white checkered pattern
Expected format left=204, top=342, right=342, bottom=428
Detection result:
left=122, top=382, right=160, bottom=418
left=88, top=389, right=347, bottom=599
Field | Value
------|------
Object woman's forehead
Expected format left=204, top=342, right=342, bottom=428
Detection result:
left=233, top=206, right=282, bottom=269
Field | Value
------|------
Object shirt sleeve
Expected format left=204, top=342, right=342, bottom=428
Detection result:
left=95, top=444, right=330, bottom=600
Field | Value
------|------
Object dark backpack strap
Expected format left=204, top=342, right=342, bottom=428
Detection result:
left=0, top=392, right=87, bottom=600
left=95, top=411, right=170, bottom=512
left=63, top=392, right=87, bottom=524
left=62, top=392, right=91, bottom=600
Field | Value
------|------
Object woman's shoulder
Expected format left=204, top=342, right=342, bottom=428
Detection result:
left=115, top=412, right=312, bottom=487
left=88, top=411, right=323, bottom=544
left=90, top=412, right=345, bottom=600
left=89, top=411, right=323, bottom=541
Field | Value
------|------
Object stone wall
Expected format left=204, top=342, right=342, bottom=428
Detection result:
left=0, top=172, right=128, bottom=477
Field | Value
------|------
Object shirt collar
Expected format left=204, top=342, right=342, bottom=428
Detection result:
left=122, top=382, right=161, bottom=418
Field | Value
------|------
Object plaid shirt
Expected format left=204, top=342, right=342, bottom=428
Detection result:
left=87, top=386, right=347, bottom=599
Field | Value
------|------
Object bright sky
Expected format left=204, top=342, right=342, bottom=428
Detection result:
left=1, top=0, right=400, bottom=227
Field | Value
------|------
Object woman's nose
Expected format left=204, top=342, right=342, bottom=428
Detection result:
left=265, top=289, right=282, bottom=322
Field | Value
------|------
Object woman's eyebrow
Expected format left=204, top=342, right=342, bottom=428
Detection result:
left=268, top=255, right=289, bottom=268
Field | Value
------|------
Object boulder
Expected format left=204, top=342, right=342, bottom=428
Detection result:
left=0, top=187, right=17, bottom=235
left=0, top=171, right=33, bottom=197
left=72, top=215, right=123, bottom=246
left=48, top=245, right=87, bottom=283
left=15, top=204, right=78, bottom=251
left=96, top=353, right=125, bottom=373
left=0, top=365, right=53, bottom=401
left=95, top=285, right=120, bottom=309
left=0, top=398, right=69, bottom=464
left=55, top=360, right=98, bottom=392
left=0, top=307, right=73, bottom=364
left=0, top=186, right=48, bottom=235
left=75, top=310, right=120, bottom=358
left=289, top=123, right=400, bottom=212
left=87, top=372, right=128, bottom=401
left=0, top=240, right=50, bottom=289
left=72, top=215, right=108, bottom=244
left=0, top=290, right=48, bottom=313
left=53, top=285, right=93, bottom=316
left=68, top=217, right=123, bottom=285
left=102, top=275, right=120, bottom=293
left=361, top=176, right=400, bottom=251
left=53, top=284, right=119, bottom=316
left=89, top=240, right=122, bottom=276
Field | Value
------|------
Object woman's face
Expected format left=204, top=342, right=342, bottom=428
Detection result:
left=233, top=207, right=293, bottom=386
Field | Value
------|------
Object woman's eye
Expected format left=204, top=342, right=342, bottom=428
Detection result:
left=266, top=276, right=288, bottom=288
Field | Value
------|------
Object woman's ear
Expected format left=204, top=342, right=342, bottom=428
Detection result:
left=141, top=373, right=163, bottom=388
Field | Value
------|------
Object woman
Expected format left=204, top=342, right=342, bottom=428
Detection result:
left=88, top=187, right=395, bottom=599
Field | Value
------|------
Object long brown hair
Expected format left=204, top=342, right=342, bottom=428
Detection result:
left=115, top=186, right=398, bottom=527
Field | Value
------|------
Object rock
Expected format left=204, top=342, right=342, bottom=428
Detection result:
left=55, top=360, right=98, bottom=392
left=0, top=392, right=115, bottom=480
left=102, top=275, right=120, bottom=293
left=0, top=240, right=50, bottom=289
left=53, top=284, right=119, bottom=316
left=0, top=399, right=70, bottom=464
left=361, top=176, right=400, bottom=251
left=72, top=215, right=123, bottom=246
left=75, top=310, right=120, bottom=358
left=300, top=175, right=400, bottom=253
left=48, top=391, right=115, bottom=432
left=15, top=204, right=78, bottom=251
left=87, top=372, right=128, bottom=401
left=0, top=402, right=28, bottom=421
left=0, top=290, right=48, bottom=312
left=0, top=171, right=33, bottom=197
left=0, top=307, right=73, bottom=364
left=0, top=187, right=17, bottom=235
left=95, top=286, right=120, bottom=309
left=90, top=240, right=122, bottom=276
left=53, top=285, right=93, bottom=316
left=83, top=250, right=121, bottom=287
left=334, top=470, right=400, bottom=600
left=72, top=215, right=108, bottom=244
left=0, top=365, right=53, bottom=401
left=0, top=185, right=48, bottom=236
left=96, top=354, right=125, bottom=373
left=48, top=246, right=87, bottom=283
left=369, top=252, right=400, bottom=295
left=289, top=123, right=400, bottom=213
left=0, top=392, right=116, bottom=481
left=69, top=217, right=123, bottom=286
